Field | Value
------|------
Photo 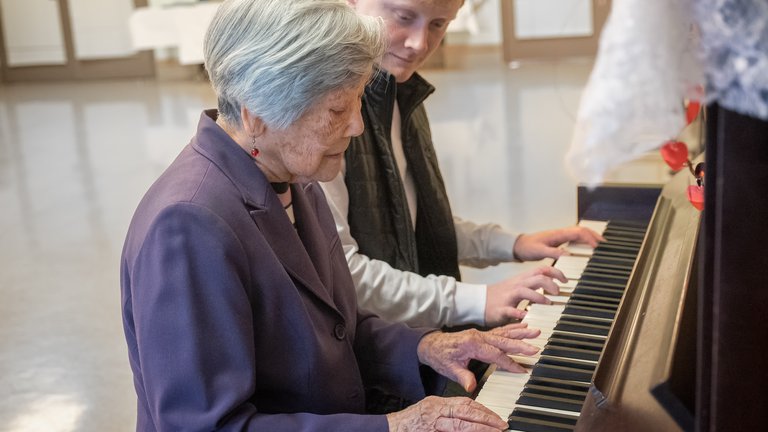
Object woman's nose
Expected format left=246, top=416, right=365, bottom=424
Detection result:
left=347, top=108, right=365, bottom=137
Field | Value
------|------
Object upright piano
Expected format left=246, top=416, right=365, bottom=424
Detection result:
left=474, top=104, right=768, bottom=431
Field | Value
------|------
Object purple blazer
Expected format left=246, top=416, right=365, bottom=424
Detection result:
left=120, top=111, right=440, bottom=431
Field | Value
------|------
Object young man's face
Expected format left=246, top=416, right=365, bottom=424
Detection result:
left=350, top=0, right=463, bottom=83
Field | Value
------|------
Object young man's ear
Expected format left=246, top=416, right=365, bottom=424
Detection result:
left=347, top=0, right=357, bottom=7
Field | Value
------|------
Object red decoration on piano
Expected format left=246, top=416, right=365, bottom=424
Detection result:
left=686, top=100, right=701, bottom=125
left=687, top=185, right=704, bottom=210
left=660, top=140, right=689, bottom=171
left=660, top=141, right=705, bottom=211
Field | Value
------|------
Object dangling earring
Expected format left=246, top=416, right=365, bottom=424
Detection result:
left=250, top=135, right=259, bottom=158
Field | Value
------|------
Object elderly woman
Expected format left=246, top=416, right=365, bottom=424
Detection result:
left=120, top=0, right=539, bottom=431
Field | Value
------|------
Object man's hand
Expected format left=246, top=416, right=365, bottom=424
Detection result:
left=513, top=226, right=604, bottom=262
left=416, top=323, right=540, bottom=393
left=485, top=266, right=566, bottom=326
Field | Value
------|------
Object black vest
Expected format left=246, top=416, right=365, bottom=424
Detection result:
left=344, top=72, right=460, bottom=280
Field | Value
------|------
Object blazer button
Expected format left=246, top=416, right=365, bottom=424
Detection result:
left=334, top=323, right=346, bottom=340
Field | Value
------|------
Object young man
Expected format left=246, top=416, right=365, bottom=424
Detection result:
left=321, top=0, right=603, bottom=329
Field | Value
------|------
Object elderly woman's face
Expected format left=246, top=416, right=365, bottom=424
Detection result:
left=264, top=77, right=367, bottom=183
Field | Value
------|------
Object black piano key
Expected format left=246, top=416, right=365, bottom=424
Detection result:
left=531, top=363, right=594, bottom=382
left=568, top=292, right=619, bottom=311
left=589, top=247, right=638, bottom=260
left=604, top=226, right=647, bottom=236
left=585, top=258, right=635, bottom=269
left=571, top=285, right=624, bottom=298
left=575, top=278, right=627, bottom=290
left=562, top=305, right=616, bottom=321
left=546, top=339, right=603, bottom=355
left=507, top=417, right=575, bottom=432
left=527, top=377, right=591, bottom=394
left=508, top=407, right=578, bottom=431
left=538, top=356, right=596, bottom=372
left=582, top=265, right=632, bottom=277
left=550, top=331, right=606, bottom=345
left=568, top=293, right=621, bottom=305
left=586, top=259, right=635, bottom=269
left=516, top=392, right=584, bottom=414
left=605, top=220, right=648, bottom=231
left=579, top=271, right=629, bottom=283
left=542, top=346, right=601, bottom=362
left=580, top=270, right=631, bottom=283
left=525, top=382, right=589, bottom=399
left=597, top=234, right=643, bottom=246
left=597, top=237, right=643, bottom=248
left=555, top=321, right=611, bottom=336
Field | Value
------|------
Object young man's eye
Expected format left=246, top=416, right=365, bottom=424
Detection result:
left=432, top=21, right=447, bottom=30
left=394, top=11, right=412, bottom=22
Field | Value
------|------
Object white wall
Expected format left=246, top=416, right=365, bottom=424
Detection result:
left=70, top=0, right=136, bottom=60
left=446, top=0, right=595, bottom=46
left=447, top=0, right=503, bottom=46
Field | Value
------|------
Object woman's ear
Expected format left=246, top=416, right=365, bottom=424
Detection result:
left=240, top=106, right=266, bottom=138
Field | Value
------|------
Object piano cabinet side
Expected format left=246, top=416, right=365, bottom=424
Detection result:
left=575, top=172, right=702, bottom=431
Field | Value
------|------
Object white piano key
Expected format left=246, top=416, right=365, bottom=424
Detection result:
left=509, top=354, right=538, bottom=367
left=553, top=256, right=590, bottom=280
left=579, top=219, right=608, bottom=234
left=527, top=303, right=565, bottom=316
left=555, top=279, right=578, bottom=294
left=563, top=242, right=596, bottom=257
left=545, top=295, right=570, bottom=304
left=563, top=219, right=608, bottom=256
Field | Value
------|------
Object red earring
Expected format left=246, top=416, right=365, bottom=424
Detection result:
left=250, top=135, right=259, bottom=158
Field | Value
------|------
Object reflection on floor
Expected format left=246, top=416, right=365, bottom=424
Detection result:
left=0, top=48, right=669, bottom=431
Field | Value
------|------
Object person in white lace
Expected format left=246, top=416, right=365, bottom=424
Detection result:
left=321, top=0, right=603, bottom=330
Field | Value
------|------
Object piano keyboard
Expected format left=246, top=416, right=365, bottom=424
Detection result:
left=475, top=219, right=648, bottom=432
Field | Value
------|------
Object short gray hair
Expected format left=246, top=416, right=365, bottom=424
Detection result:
left=204, top=0, right=386, bottom=129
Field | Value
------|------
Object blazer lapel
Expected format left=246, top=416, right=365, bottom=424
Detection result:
left=292, top=183, right=334, bottom=297
left=190, top=110, right=337, bottom=312
left=249, top=202, right=337, bottom=311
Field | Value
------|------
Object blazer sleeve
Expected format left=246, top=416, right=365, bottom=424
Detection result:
left=352, top=310, right=447, bottom=400
left=127, top=203, right=388, bottom=432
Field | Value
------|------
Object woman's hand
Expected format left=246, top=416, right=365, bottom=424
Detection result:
left=416, top=323, right=540, bottom=393
left=386, top=396, right=507, bottom=432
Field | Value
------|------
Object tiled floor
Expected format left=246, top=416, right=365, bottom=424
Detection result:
left=0, top=48, right=669, bottom=431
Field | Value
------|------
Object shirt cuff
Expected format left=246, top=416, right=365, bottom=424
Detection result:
left=486, top=228, right=520, bottom=262
left=452, top=282, right=487, bottom=326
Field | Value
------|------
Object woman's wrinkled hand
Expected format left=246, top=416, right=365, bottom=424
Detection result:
left=386, top=396, right=507, bottom=432
left=416, top=323, right=540, bottom=393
